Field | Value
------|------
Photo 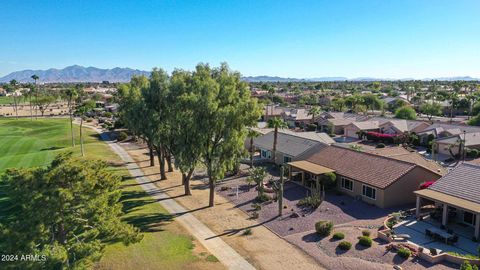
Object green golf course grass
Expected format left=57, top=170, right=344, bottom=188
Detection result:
left=0, top=118, right=115, bottom=172
left=0, top=96, right=28, bottom=105
left=0, top=118, right=217, bottom=270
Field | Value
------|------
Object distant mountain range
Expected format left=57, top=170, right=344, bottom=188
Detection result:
left=0, top=65, right=150, bottom=83
left=243, top=75, right=480, bottom=82
left=1, top=65, right=478, bottom=83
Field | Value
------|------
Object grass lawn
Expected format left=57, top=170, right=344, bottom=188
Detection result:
left=0, top=118, right=116, bottom=172
left=0, top=96, right=28, bottom=105
left=0, top=118, right=219, bottom=270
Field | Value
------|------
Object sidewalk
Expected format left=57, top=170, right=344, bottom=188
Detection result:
left=95, top=129, right=255, bottom=270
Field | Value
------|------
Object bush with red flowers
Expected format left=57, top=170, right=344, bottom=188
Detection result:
left=419, top=181, right=435, bottom=189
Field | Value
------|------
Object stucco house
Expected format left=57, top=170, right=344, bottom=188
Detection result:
left=434, top=132, right=480, bottom=156
left=318, top=112, right=369, bottom=135
left=253, top=130, right=334, bottom=165
left=282, top=108, right=314, bottom=128
left=289, top=144, right=443, bottom=208
left=415, top=162, right=480, bottom=240
left=343, top=121, right=380, bottom=138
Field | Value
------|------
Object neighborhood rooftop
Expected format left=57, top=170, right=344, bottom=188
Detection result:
left=253, top=130, right=334, bottom=157
left=427, top=162, right=480, bottom=206
left=300, top=144, right=419, bottom=189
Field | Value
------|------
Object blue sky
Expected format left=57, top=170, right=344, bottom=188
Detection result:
left=1, top=0, right=479, bottom=78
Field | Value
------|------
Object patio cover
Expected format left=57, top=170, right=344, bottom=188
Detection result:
left=288, top=160, right=335, bottom=175
left=415, top=189, right=480, bottom=213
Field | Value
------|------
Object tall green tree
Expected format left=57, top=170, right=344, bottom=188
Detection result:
left=247, top=129, right=260, bottom=168
left=0, top=153, right=141, bottom=269
left=363, top=94, right=383, bottom=113
left=168, top=69, right=204, bottom=195
left=395, top=105, right=417, bottom=120
left=35, top=90, right=58, bottom=116
left=31, top=74, right=39, bottom=119
left=308, top=106, right=321, bottom=124
left=117, top=76, right=156, bottom=166
left=142, top=69, right=171, bottom=179
left=420, top=103, right=442, bottom=121
left=63, top=87, right=79, bottom=147
left=76, top=100, right=95, bottom=156
left=195, top=63, right=261, bottom=207
left=6, top=80, right=19, bottom=119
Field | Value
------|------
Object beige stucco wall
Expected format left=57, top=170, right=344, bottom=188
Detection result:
left=383, top=167, right=441, bottom=208
left=436, top=142, right=459, bottom=156
left=335, top=167, right=441, bottom=208
left=336, top=174, right=385, bottom=208
left=344, top=125, right=360, bottom=138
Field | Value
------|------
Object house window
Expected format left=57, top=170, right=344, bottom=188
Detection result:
left=463, top=211, right=477, bottom=226
left=261, top=150, right=271, bottom=159
left=283, top=156, right=292, bottom=163
left=362, top=185, right=376, bottom=200
left=341, top=177, right=354, bottom=191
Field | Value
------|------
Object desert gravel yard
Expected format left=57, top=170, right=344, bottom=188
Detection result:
left=217, top=178, right=399, bottom=237
left=217, top=174, right=460, bottom=270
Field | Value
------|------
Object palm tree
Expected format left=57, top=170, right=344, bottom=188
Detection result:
left=268, top=118, right=288, bottom=163
left=76, top=100, right=95, bottom=157
left=247, top=129, right=260, bottom=168
left=31, top=75, right=39, bottom=119
left=8, top=80, right=19, bottom=119
left=448, top=92, right=459, bottom=123
left=64, top=88, right=78, bottom=147
left=308, top=106, right=321, bottom=126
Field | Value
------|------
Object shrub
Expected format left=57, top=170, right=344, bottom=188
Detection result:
left=252, top=203, right=261, bottom=211
left=338, top=241, right=352, bottom=251
left=358, top=236, right=372, bottom=247
left=429, top=248, right=437, bottom=256
left=242, top=228, right=253, bottom=236
left=397, top=247, right=411, bottom=259
left=362, top=230, right=371, bottom=237
left=206, top=255, right=219, bottom=262
left=386, top=218, right=397, bottom=229
left=376, top=143, right=386, bottom=148
left=256, top=193, right=271, bottom=202
left=117, top=131, right=128, bottom=141
left=103, top=112, right=113, bottom=118
left=332, top=232, right=345, bottom=240
left=460, top=261, right=479, bottom=270
left=298, top=195, right=322, bottom=209
left=251, top=211, right=259, bottom=219
left=467, top=149, right=480, bottom=158
left=315, top=221, right=333, bottom=237
left=305, top=123, right=317, bottom=131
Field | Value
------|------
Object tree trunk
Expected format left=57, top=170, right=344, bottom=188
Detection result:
left=183, top=168, right=194, bottom=196
left=166, top=151, right=173, bottom=172
left=156, top=146, right=167, bottom=180
left=272, top=127, right=278, bottom=163
left=69, top=103, right=75, bottom=147
left=148, top=141, right=155, bottom=166
left=250, top=137, right=254, bottom=168
left=13, top=95, right=18, bottom=120
left=35, top=92, right=38, bottom=120
left=208, top=175, right=215, bottom=207
left=80, top=118, right=85, bottom=157
left=29, top=95, right=33, bottom=121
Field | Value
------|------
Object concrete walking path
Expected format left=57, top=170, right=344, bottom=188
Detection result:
left=96, top=131, right=255, bottom=270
